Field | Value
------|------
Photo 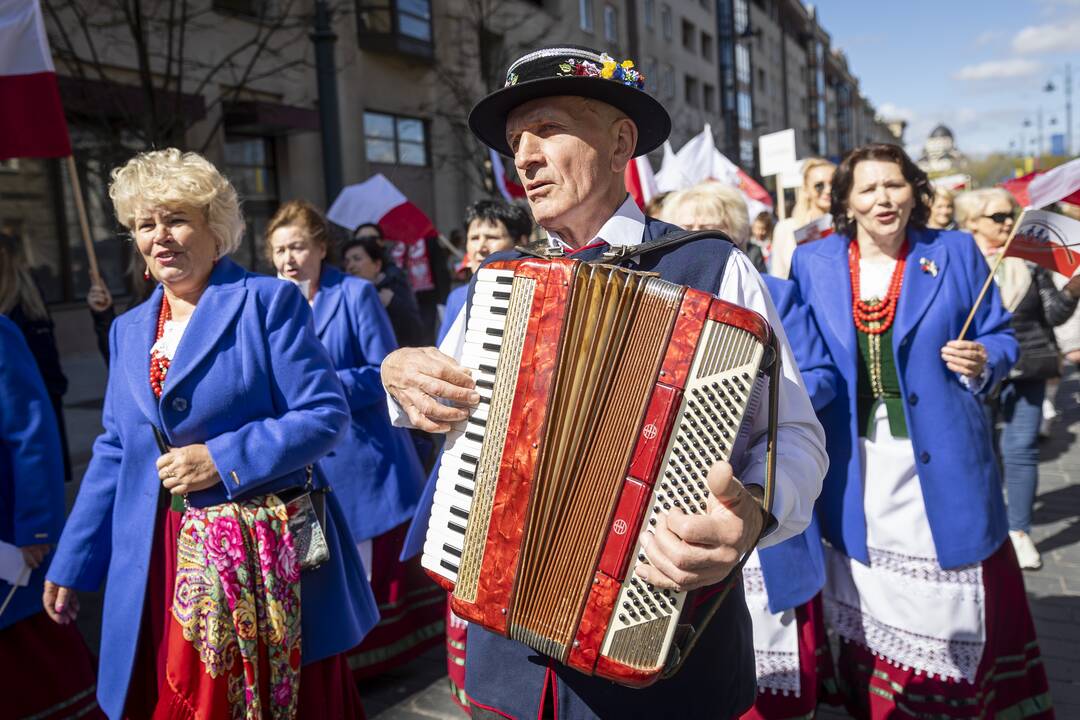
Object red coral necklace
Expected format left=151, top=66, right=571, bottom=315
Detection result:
left=849, top=239, right=908, bottom=336
left=150, top=294, right=172, bottom=398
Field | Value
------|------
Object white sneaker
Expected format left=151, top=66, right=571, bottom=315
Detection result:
left=1009, top=530, right=1043, bottom=570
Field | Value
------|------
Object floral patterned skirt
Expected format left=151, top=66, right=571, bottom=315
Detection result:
left=125, top=505, right=365, bottom=720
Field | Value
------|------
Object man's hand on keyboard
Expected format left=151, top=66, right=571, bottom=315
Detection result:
left=382, top=347, right=481, bottom=432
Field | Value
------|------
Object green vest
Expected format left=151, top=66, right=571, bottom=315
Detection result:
left=855, top=322, right=908, bottom=438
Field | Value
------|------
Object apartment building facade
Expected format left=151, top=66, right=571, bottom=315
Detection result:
left=2, top=0, right=898, bottom=344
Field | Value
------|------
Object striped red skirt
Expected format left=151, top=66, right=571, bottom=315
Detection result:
left=834, top=541, right=1053, bottom=720
left=739, top=593, right=839, bottom=720
left=347, top=523, right=446, bottom=680
left=0, top=610, right=105, bottom=719
left=125, top=506, right=365, bottom=719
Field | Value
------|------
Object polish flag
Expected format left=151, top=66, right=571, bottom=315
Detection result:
left=1002, top=163, right=1080, bottom=209
left=625, top=155, right=658, bottom=210
left=327, top=173, right=436, bottom=292
left=0, top=0, right=71, bottom=160
left=489, top=148, right=526, bottom=201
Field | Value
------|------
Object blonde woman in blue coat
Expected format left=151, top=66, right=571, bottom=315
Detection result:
left=44, top=150, right=376, bottom=719
left=266, top=200, right=439, bottom=680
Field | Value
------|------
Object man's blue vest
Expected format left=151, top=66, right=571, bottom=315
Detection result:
left=461, top=219, right=756, bottom=720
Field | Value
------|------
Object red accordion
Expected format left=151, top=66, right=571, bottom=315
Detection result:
left=422, top=257, right=777, bottom=686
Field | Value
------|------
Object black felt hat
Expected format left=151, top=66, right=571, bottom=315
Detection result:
left=469, top=45, right=671, bottom=158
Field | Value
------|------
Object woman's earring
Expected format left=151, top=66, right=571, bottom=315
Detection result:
left=144, top=266, right=151, bottom=281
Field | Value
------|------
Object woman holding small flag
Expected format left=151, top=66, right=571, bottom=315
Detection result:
left=790, top=144, right=1052, bottom=719
left=956, top=188, right=1080, bottom=571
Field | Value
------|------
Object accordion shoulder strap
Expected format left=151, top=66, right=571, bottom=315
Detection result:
left=512, top=229, right=735, bottom=262
left=661, top=331, right=783, bottom=679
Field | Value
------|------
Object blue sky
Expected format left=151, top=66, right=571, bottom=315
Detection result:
left=814, top=0, right=1080, bottom=158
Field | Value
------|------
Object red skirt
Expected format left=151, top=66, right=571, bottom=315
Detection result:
left=347, top=523, right=445, bottom=680
left=0, top=610, right=105, bottom=719
left=739, top=593, right=839, bottom=720
left=835, top=541, right=1053, bottom=720
left=125, top=506, right=365, bottom=719
left=446, top=598, right=469, bottom=713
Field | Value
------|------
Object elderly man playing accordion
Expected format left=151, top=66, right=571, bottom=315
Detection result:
left=383, top=45, right=827, bottom=719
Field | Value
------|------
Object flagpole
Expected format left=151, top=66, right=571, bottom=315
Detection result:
left=957, top=210, right=1025, bottom=340
left=65, top=155, right=101, bottom=284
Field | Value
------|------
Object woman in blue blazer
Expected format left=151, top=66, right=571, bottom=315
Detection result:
left=0, top=316, right=102, bottom=718
left=44, top=150, right=376, bottom=719
left=266, top=200, right=438, bottom=680
left=790, top=144, right=1050, bottom=719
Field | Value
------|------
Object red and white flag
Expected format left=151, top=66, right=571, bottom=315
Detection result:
left=625, top=155, right=658, bottom=210
left=327, top=173, right=436, bottom=292
left=793, top=214, right=833, bottom=245
left=1005, top=209, right=1080, bottom=278
left=489, top=148, right=526, bottom=201
left=1001, top=164, right=1080, bottom=209
left=0, top=0, right=71, bottom=160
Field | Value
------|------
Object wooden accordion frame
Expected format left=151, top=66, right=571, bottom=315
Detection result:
left=422, top=256, right=780, bottom=687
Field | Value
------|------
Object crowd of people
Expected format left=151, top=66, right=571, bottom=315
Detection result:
left=2, top=41, right=1080, bottom=720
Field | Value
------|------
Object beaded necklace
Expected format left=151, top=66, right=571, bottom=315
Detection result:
left=848, top=239, right=908, bottom=335
left=150, top=294, right=172, bottom=397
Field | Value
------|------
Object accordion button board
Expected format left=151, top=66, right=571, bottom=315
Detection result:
left=421, top=258, right=772, bottom=687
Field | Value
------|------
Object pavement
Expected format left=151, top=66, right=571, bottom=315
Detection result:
left=56, top=352, right=1080, bottom=719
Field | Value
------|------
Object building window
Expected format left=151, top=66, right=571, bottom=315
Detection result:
left=740, top=139, right=754, bottom=169
left=644, top=0, right=655, bottom=29
left=681, top=19, right=695, bottom=51
left=224, top=135, right=278, bottom=274
left=645, top=56, right=658, bottom=93
left=661, top=4, right=672, bottom=39
left=703, top=83, right=716, bottom=112
left=356, top=0, right=433, bottom=58
left=662, top=64, right=675, bottom=99
left=734, top=0, right=748, bottom=34
left=580, top=0, right=594, bottom=32
left=685, top=75, right=699, bottom=107
left=735, top=44, right=750, bottom=85
left=737, top=91, right=753, bottom=131
left=701, top=32, right=713, bottom=60
left=364, top=111, right=428, bottom=166
left=757, top=68, right=766, bottom=91
left=214, top=0, right=266, bottom=16
left=603, top=4, right=618, bottom=42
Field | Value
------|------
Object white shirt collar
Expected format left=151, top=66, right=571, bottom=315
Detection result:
left=543, top=195, right=646, bottom=250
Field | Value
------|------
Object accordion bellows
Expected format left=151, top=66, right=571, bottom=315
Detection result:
left=422, top=257, right=773, bottom=686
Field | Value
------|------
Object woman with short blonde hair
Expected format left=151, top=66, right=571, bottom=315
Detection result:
left=928, top=185, right=956, bottom=229
left=770, top=158, right=836, bottom=279
left=659, top=182, right=750, bottom=245
left=46, top=149, right=376, bottom=718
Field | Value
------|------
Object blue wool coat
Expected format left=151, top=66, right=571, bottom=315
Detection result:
left=46, top=259, right=378, bottom=720
left=313, top=265, right=424, bottom=542
left=0, top=316, right=65, bottom=631
left=790, top=228, right=1018, bottom=569
left=756, top=275, right=837, bottom=613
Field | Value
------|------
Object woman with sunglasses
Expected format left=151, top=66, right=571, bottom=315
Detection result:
left=790, top=144, right=1051, bottom=718
left=956, top=188, right=1080, bottom=570
left=771, top=158, right=835, bottom=279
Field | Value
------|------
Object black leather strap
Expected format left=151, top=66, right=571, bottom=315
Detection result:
left=512, top=229, right=736, bottom=263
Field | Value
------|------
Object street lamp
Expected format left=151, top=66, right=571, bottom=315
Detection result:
left=1042, top=64, right=1072, bottom=156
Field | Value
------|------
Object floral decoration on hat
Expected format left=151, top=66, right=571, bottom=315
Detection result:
left=551, top=54, right=645, bottom=90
